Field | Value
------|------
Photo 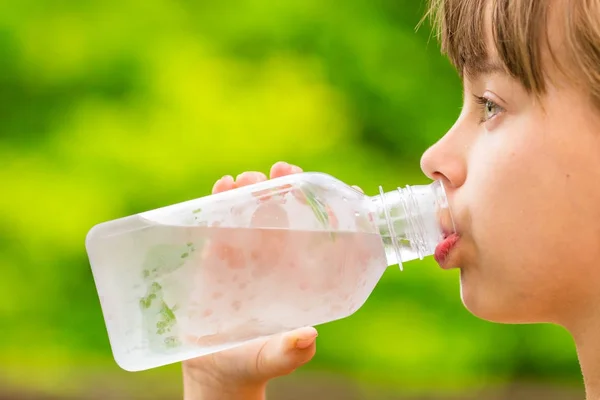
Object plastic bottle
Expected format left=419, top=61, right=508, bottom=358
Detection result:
left=85, top=172, right=454, bottom=371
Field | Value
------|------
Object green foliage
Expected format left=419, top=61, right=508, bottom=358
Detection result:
left=0, top=0, right=580, bottom=397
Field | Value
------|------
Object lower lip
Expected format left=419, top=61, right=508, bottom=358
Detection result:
left=434, top=233, right=460, bottom=268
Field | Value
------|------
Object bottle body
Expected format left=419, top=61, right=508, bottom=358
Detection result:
left=85, top=172, right=451, bottom=371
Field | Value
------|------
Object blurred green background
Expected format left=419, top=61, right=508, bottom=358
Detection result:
left=0, top=0, right=584, bottom=399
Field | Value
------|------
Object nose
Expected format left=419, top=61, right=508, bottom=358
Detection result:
left=420, top=122, right=468, bottom=189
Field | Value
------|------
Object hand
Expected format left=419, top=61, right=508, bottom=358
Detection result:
left=182, top=161, right=317, bottom=399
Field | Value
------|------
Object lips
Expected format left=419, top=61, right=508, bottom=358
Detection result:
left=433, top=184, right=460, bottom=268
left=434, top=232, right=460, bottom=268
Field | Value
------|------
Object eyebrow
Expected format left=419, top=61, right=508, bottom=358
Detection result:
left=465, top=59, right=508, bottom=80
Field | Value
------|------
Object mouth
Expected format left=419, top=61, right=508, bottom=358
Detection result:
left=434, top=232, right=460, bottom=269
left=432, top=181, right=460, bottom=269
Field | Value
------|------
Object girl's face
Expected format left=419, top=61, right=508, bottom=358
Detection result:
left=420, top=33, right=600, bottom=327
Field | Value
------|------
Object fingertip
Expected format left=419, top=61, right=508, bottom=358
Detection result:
left=256, top=328, right=318, bottom=378
left=235, top=171, right=268, bottom=187
left=270, top=161, right=291, bottom=179
left=270, top=161, right=304, bottom=179
left=295, top=337, right=316, bottom=350
left=212, top=175, right=235, bottom=193
left=303, top=326, right=318, bottom=337
left=290, top=165, right=303, bottom=174
left=283, top=327, right=318, bottom=350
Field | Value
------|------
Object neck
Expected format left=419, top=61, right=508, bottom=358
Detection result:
left=567, top=316, right=600, bottom=400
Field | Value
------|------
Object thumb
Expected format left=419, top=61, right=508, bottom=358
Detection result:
left=255, top=327, right=318, bottom=379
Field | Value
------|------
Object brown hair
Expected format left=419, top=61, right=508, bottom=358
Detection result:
left=424, top=0, right=600, bottom=107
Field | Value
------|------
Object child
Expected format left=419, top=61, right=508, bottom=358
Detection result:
left=181, top=0, right=600, bottom=398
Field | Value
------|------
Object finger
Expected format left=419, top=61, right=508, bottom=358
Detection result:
left=212, top=175, right=235, bottom=194
left=270, top=161, right=303, bottom=179
left=352, top=185, right=364, bottom=193
left=235, top=171, right=268, bottom=188
left=255, top=327, right=318, bottom=379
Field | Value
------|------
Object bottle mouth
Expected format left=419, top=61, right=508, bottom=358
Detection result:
left=378, top=180, right=456, bottom=269
left=430, top=180, right=456, bottom=238
left=406, top=180, right=456, bottom=261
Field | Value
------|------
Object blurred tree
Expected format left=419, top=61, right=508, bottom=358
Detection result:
left=0, top=0, right=581, bottom=398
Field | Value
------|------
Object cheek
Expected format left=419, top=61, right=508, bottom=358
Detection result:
left=461, top=115, right=600, bottom=319
left=467, top=146, right=561, bottom=281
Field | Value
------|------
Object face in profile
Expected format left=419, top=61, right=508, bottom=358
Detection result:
left=420, top=0, right=600, bottom=327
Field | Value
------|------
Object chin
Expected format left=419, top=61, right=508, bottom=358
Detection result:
left=459, top=271, right=539, bottom=324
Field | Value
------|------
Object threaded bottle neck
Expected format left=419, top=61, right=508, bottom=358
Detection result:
left=370, top=180, right=453, bottom=270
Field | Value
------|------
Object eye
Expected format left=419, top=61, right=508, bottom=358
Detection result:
left=474, top=95, right=504, bottom=123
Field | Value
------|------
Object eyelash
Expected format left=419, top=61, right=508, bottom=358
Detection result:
left=473, top=95, right=504, bottom=124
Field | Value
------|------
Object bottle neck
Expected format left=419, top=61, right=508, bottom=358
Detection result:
left=369, top=180, right=453, bottom=270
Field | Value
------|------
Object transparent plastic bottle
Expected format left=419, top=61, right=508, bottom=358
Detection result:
left=85, top=172, right=454, bottom=372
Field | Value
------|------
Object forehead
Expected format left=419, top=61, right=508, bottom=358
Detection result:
left=462, top=3, right=509, bottom=80
left=440, top=0, right=564, bottom=93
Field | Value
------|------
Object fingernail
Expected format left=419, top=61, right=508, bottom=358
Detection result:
left=295, top=333, right=318, bottom=349
left=290, top=165, right=303, bottom=174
